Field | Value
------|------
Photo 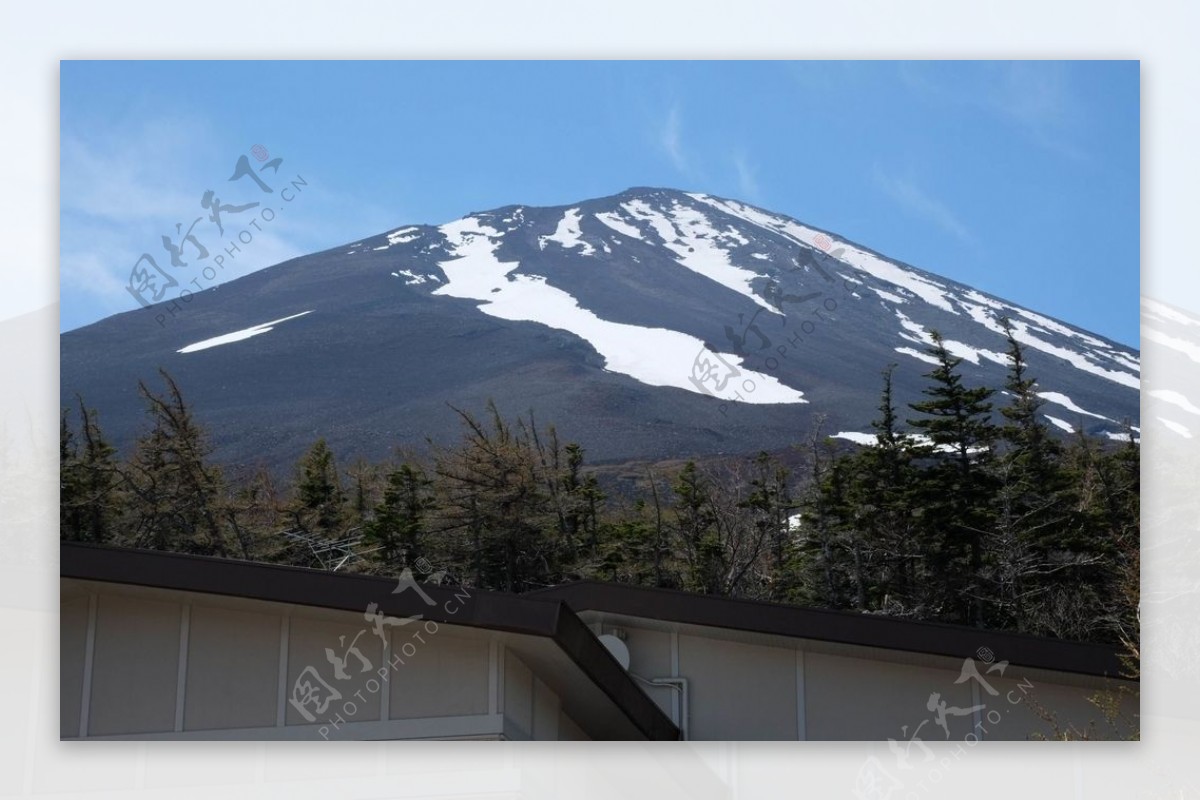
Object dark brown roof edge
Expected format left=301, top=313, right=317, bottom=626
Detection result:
left=526, top=581, right=1133, bottom=681
left=59, top=543, right=679, bottom=741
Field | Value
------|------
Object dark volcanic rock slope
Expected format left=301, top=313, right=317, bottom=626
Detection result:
left=61, top=188, right=1142, bottom=474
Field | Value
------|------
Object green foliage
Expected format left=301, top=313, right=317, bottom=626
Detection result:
left=60, top=399, right=122, bottom=544
left=905, top=330, right=998, bottom=625
left=292, top=438, right=346, bottom=536
left=432, top=402, right=566, bottom=592
left=61, top=360, right=1138, bottom=648
left=364, top=462, right=432, bottom=569
left=122, top=369, right=230, bottom=556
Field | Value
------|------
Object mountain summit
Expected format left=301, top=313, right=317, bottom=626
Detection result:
left=61, top=188, right=1142, bottom=473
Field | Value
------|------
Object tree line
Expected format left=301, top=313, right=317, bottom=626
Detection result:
left=60, top=321, right=1138, bottom=649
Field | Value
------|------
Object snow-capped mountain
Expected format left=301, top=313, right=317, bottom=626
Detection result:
left=60, top=187, right=1143, bottom=473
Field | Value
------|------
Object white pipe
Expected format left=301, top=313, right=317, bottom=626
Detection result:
left=633, top=674, right=690, bottom=740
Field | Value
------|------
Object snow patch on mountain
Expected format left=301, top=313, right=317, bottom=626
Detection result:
left=831, top=430, right=987, bottom=454
left=622, top=199, right=777, bottom=314
left=392, top=269, right=439, bottom=286
left=434, top=217, right=806, bottom=404
left=594, top=211, right=642, bottom=240
left=1013, top=307, right=1109, bottom=349
left=688, top=193, right=959, bottom=314
left=677, top=197, right=1139, bottom=393
left=895, top=346, right=939, bottom=365
left=1044, top=415, right=1075, bottom=433
left=957, top=299, right=1006, bottom=335
left=832, top=431, right=878, bottom=446
left=1036, top=391, right=1110, bottom=421
left=387, top=227, right=422, bottom=246
left=873, top=287, right=907, bottom=305
left=177, top=311, right=314, bottom=354
left=893, top=310, right=1007, bottom=366
left=1006, top=319, right=1140, bottom=389
left=957, top=293, right=1139, bottom=389
left=539, top=208, right=595, bottom=255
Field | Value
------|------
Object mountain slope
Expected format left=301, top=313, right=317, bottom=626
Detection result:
left=60, top=187, right=1142, bottom=475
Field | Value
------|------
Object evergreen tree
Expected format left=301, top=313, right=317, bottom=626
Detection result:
left=290, top=438, right=347, bottom=538
left=224, top=465, right=290, bottom=562
left=345, top=458, right=382, bottom=529
left=562, top=442, right=606, bottom=551
left=58, top=365, right=1138, bottom=647
left=433, top=401, right=561, bottom=592
left=907, top=331, right=998, bottom=626
left=990, top=319, right=1073, bottom=631
left=851, top=366, right=922, bottom=615
left=738, top=452, right=795, bottom=601
left=123, top=370, right=229, bottom=555
left=998, top=319, right=1061, bottom=488
left=789, top=417, right=850, bottom=608
left=60, top=400, right=123, bottom=543
left=1057, top=424, right=1139, bottom=642
left=672, top=461, right=725, bottom=595
left=365, top=462, right=433, bottom=570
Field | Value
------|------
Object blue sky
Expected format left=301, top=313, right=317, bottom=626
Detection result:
left=61, top=60, right=1140, bottom=346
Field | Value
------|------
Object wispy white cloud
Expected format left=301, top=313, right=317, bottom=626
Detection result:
left=873, top=167, right=974, bottom=245
left=898, top=62, right=1088, bottom=162
left=660, top=104, right=688, bottom=173
left=61, top=118, right=208, bottom=223
left=732, top=149, right=761, bottom=202
left=60, top=114, right=396, bottom=331
left=60, top=116, right=225, bottom=325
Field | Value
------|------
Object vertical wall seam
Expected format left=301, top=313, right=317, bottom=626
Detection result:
left=275, top=615, right=290, bottom=727
left=380, top=630, right=392, bottom=722
left=174, top=604, right=191, bottom=732
left=497, top=643, right=506, bottom=718
left=971, top=680, right=983, bottom=740
left=670, top=631, right=681, bottom=724
left=78, top=593, right=97, bottom=738
left=488, top=639, right=499, bottom=715
left=795, top=648, right=807, bottom=741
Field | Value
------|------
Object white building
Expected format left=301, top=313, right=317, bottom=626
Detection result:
left=61, top=543, right=1137, bottom=741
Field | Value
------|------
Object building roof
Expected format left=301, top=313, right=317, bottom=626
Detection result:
left=61, top=542, right=1132, bottom=740
left=525, top=581, right=1132, bottom=679
left=59, top=543, right=679, bottom=741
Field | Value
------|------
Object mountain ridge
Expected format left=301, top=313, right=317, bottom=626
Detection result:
left=60, top=186, right=1144, bottom=476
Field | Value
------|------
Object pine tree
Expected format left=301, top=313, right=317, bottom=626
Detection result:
left=124, top=370, right=229, bottom=555
left=851, top=366, right=922, bottom=615
left=60, top=400, right=123, bottom=544
left=291, top=438, right=347, bottom=538
left=345, top=458, right=382, bottom=529
left=789, top=416, right=852, bottom=608
left=907, top=331, right=998, bottom=626
left=991, top=319, right=1073, bottom=631
left=742, top=451, right=793, bottom=580
left=794, top=449, right=853, bottom=608
left=672, top=461, right=725, bottom=595
left=365, top=462, right=433, bottom=570
left=433, top=401, right=560, bottom=592
left=224, top=465, right=290, bottom=562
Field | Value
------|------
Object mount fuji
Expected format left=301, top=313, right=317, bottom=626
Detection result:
left=60, top=187, right=1143, bottom=475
